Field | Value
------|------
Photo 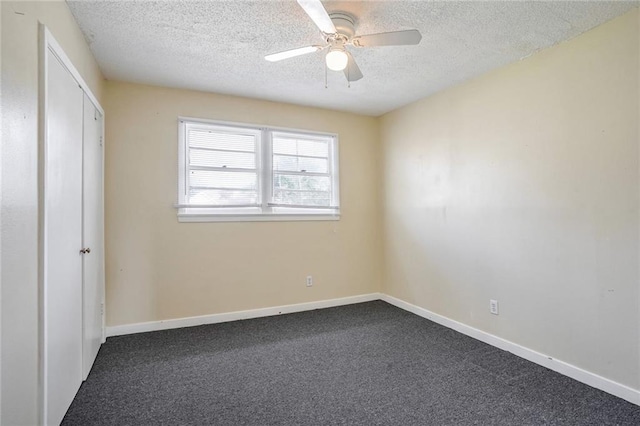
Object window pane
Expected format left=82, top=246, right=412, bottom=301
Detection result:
left=273, top=174, right=330, bottom=191
left=273, top=190, right=331, bottom=206
left=273, top=155, right=298, bottom=172
left=188, top=129, right=256, bottom=152
left=273, top=155, right=327, bottom=173
left=273, top=137, right=329, bottom=157
left=298, top=139, right=328, bottom=157
left=188, top=189, right=258, bottom=206
left=272, top=137, right=297, bottom=155
left=189, top=170, right=257, bottom=190
left=298, top=157, right=327, bottom=173
left=190, top=148, right=255, bottom=169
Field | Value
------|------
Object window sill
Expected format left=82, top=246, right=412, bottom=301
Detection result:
left=177, top=212, right=340, bottom=223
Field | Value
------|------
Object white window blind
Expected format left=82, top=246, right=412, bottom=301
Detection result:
left=184, top=124, right=261, bottom=207
left=178, top=118, right=340, bottom=222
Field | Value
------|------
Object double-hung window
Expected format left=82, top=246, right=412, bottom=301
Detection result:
left=177, top=118, right=340, bottom=222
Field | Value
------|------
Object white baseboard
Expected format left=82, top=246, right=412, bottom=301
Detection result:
left=106, top=293, right=382, bottom=338
left=380, top=293, right=640, bottom=406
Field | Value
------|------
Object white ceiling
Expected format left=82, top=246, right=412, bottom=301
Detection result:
left=67, top=1, right=638, bottom=116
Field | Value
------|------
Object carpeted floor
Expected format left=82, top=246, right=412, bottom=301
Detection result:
left=62, top=301, right=640, bottom=425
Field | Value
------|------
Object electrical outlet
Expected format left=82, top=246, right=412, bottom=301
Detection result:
left=306, top=275, right=313, bottom=287
left=490, top=299, right=499, bottom=315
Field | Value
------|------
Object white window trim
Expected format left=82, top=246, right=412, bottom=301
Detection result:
left=177, top=116, right=340, bottom=222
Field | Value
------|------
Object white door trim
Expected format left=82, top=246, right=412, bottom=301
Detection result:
left=40, top=27, right=104, bottom=116
left=38, top=24, right=105, bottom=426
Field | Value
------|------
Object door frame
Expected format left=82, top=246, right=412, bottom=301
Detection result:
left=38, top=25, right=105, bottom=426
left=80, top=92, right=105, bottom=380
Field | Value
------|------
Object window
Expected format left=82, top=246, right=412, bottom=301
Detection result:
left=177, top=118, right=340, bottom=222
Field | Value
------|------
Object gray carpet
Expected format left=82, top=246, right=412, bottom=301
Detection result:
left=62, top=301, right=640, bottom=425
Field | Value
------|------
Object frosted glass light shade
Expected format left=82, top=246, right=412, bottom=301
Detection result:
left=326, top=49, right=348, bottom=71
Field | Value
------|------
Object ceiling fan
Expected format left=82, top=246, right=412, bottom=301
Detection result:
left=265, top=0, right=422, bottom=82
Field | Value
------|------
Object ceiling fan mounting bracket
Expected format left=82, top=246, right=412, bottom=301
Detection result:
left=328, top=12, right=356, bottom=39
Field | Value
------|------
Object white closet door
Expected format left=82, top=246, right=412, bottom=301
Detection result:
left=82, top=95, right=104, bottom=379
left=44, top=49, right=84, bottom=426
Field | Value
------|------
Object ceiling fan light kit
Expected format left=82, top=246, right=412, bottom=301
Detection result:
left=326, top=47, right=348, bottom=71
left=265, top=0, right=422, bottom=83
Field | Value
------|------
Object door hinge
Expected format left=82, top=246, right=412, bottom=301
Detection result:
left=101, top=303, right=104, bottom=316
left=99, top=136, right=103, bottom=147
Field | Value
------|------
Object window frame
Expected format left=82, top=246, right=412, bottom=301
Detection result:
left=177, top=117, right=340, bottom=222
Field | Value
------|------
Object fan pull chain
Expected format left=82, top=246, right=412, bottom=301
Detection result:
left=325, top=65, right=328, bottom=89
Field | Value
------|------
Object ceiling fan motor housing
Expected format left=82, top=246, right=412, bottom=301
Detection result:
left=329, top=12, right=356, bottom=39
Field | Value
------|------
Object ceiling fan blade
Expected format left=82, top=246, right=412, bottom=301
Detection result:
left=343, top=51, right=363, bottom=82
left=297, top=0, right=336, bottom=34
left=352, top=29, right=422, bottom=47
left=265, top=45, right=322, bottom=62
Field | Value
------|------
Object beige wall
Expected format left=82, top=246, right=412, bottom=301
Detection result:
left=380, top=9, right=639, bottom=390
left=104, top=81, right=382, bottom=326
left=0, top=1, right=105, bottom=424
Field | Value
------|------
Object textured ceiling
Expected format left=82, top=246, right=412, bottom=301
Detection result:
left=67, top=1, right=638, bottom=116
